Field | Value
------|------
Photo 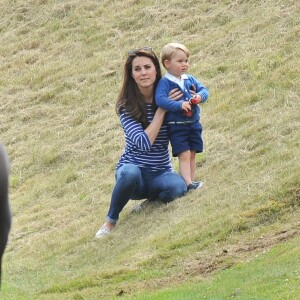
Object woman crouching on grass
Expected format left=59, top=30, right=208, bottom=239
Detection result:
left=95, top=47, right=187, bottom=238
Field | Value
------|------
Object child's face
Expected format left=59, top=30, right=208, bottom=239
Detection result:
left=164, top=49, right=189, bottom=78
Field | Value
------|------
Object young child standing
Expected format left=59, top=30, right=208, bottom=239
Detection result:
left=155, top=42, right=209, bottom=191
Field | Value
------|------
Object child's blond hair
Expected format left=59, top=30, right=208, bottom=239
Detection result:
left=160, top=43, right=190, bottom=68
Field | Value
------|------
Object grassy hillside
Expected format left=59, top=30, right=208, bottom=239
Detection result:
left=0, top=0, right=299, bottom=299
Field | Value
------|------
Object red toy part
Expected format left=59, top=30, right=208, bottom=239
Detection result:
left=189, top=97, right=198, bottom=105
left=183, top=110, right=193, bottom=117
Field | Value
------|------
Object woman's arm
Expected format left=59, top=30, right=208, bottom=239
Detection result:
left=146, top=88, right=184, bottom=144
left=121, top=88, right=185, bottom=148
left=145, top=107, right=166, bottom=144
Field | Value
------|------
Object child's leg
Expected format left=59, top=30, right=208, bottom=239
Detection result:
left=178, top=150, right=192, bottom=186
left=190, top=150, right=196, bottom=182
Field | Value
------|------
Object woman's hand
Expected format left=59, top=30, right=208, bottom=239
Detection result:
left=190, top=84, right=196, bottom=97
left=168, top=88, right=183, bottom=101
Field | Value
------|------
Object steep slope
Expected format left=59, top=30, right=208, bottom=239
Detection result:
left=0, top=0, right=299, bottom=299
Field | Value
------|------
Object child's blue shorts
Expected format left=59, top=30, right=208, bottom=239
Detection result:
left=168, top=121, right=203, bottom=157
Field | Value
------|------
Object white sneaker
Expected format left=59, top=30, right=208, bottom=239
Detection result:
left=95, top=224, right=111, bottom=238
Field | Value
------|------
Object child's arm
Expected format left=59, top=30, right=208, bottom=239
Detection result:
left=155, top=79, right=184, bottom=112
left=190, top=77, right=209, bottom=103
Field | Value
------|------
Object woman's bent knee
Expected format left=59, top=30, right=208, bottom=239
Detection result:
left=117, top=164, right=141, bottom=183
left=160, top=173, right=187, bottom=202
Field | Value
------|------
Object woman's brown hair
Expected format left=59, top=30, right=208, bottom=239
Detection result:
left=116, top=49, right=162, bottom=128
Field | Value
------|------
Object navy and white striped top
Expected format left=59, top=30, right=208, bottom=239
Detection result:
left=116, top=104, right=172, bottom=172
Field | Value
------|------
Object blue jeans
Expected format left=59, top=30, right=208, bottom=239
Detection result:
left=106, top=164, right=187, bottom=223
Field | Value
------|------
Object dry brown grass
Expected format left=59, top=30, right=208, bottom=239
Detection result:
left=0, top=0, right=299, bottom=299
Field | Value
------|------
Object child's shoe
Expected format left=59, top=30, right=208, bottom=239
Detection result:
left=187, top=181, right=204, bottom=191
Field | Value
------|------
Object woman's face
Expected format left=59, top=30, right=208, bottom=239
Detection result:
left=131, top=56, right=157, bottom=92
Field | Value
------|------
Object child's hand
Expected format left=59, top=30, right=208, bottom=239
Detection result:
left=189, top=94, right=202, bottom=105
left=182, top=101, right=191, bottom=112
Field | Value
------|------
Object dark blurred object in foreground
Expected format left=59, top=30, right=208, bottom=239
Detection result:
left=0, top=144, right=11, bottom=287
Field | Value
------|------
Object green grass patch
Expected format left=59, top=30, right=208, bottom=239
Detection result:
left=122, top=236, right=300, bottom=300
